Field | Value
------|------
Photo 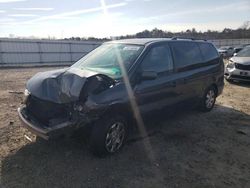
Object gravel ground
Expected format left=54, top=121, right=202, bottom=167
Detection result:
left=0, top=66, right=250, bottom=188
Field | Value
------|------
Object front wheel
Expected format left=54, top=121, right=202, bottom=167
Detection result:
left=199, top=86, right=217, bottom=112
left=89, top=115, right=128, bottom=156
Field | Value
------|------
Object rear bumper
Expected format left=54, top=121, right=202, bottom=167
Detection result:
left=225, top=67, right=250, bottom=82
left=18, top=107, right=76, bottom=140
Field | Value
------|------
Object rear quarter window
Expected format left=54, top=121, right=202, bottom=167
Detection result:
left=199, top=43, right=219, bottom=62
left=170, top=42, right=203, bottom=69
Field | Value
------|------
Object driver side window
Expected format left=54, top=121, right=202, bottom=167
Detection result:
left=141, top=44, right=173, bottom=73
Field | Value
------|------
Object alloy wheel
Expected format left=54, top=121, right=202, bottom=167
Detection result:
left=205, top=89, right=215, bottom=109
left=105, top=122, right=125, bottom=153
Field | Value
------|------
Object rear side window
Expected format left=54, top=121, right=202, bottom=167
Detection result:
left=199, top=43, right=219, bottom=62
left=141, top=44, right=173, bottom=73
left=170, top=42, right=203, bottom=69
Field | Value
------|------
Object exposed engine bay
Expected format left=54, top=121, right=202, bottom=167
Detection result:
left=25, top=68, right=115, bottom=127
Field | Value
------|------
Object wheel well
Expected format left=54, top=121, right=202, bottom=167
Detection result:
left=103, top=104, right=135, bottom=132
left=210, top=84, right=218, bottom=96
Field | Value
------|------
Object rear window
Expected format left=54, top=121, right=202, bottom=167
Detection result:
left=170, top=42, right=203, bottom=69
left=199, top=43, right=218, bottom=61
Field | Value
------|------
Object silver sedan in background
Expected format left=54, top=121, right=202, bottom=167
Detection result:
left=225, top=46, right=250, bottom=82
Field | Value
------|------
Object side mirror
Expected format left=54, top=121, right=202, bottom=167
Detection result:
left=141, top=71, right=157, bottom=80
left=233, top=53, right=237, bottom=56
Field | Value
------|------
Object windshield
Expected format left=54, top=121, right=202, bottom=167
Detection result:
left=236, top=47, right=250, bottom=57
left=72, top=43, right=144, bottom=79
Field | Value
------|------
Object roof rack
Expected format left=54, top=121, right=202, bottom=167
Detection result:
left=171, top=37, right=207, bottom=41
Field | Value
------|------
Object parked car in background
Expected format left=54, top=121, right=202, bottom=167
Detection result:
left=218, top=46, right=234, bottom=58
left=225, top=46, right=250, bottom=82
left=234, top=45, right=244, bottom=53
left=18, top=38, right=224, bottom=156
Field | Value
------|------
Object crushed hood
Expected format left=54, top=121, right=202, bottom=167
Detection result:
left=230, top=57, right=250, bottom=65
left=26, top=67, right=98, bottom=104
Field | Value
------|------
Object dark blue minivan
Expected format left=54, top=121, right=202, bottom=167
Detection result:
left=18, top=38, right=224, bottom=156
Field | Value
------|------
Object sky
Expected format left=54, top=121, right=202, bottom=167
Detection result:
left=0, top=0, right=249, bottom=38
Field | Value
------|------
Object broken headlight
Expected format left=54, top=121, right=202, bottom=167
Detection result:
left=226, top=60, right=235, bottom=69
left=74, top=99, right=101, bottom=114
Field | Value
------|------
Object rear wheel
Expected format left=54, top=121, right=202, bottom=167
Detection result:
left=199, top=86, right=217, bottom=112
left=89, top=115, right=128, bottom=156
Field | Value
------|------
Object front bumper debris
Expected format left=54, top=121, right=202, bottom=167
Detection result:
left=18, top=107, right=76, bottom=140
left=225, top=67, right=250, bottom=82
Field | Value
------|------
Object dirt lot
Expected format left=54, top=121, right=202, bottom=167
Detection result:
left=0, top=66, right=250, bottom=188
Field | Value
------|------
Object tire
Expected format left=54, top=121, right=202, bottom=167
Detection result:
left=89, top=115, right=128, bottom=157
left=199, top=86, right=217, bottom=112
left=225, top=78, right=234, bottom=83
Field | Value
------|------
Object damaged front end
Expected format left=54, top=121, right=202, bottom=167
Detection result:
left=18, top=68, right=115, bottom=140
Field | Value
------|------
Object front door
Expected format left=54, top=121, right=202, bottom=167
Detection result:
left=133, top=43, right=180, bottom=114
